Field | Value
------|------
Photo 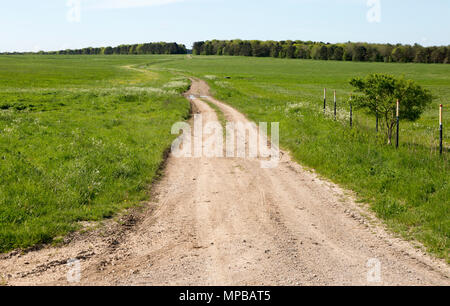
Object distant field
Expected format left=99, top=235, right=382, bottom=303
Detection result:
left=0, top=55, right=190, bottom=252
left=155, top=56, right=449, bottom=260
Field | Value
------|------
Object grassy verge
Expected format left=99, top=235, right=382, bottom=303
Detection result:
left=204, top=99, right=227, bottom=130
left=156, top=56, right=449, bottom=261
left=0, top=55, right=191, bottom=252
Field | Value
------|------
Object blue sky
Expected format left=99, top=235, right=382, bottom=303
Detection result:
left=0, top=0, right=449, bottom=52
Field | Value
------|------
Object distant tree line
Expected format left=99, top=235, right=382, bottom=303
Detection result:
left=192, top=40, right=450, bottom=64
left=0, top=42, right=187, bottom=55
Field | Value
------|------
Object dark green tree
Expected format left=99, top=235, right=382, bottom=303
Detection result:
left=350, top=74, right=433, bottom=145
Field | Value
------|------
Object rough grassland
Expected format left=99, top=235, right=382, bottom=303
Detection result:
left=0, top=55, right=190, bottom=252
left=156, top=56, right=449, bottom=260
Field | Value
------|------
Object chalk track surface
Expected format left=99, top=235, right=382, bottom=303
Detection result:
left=0, top=79, right=448, bottom=286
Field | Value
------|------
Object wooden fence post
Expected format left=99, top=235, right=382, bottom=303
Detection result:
left=375, top=97, right=379, bottom=133
left=323, top=88, right=326, bottom=115
left=440, top=104, right=443, bottom=155
left=396, top=100, right=400, bottom=149
left=334, top=90, right=337, bottom=121
left=350, top=95, right=353, bottom=128
left=376, top=109, right=379, bottom=133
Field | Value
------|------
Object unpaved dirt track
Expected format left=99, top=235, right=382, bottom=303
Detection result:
left=1, top=78, right=448, bottom=286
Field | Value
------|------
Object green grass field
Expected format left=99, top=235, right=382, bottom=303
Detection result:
left=154, top=56, right=449, bottom=260
left=0, top=54, right=448, bottom=261
left=0, top=55, right=190, bottom=252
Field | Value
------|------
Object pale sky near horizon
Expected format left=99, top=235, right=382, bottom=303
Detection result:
left=0, top=0, right=449, bottom=52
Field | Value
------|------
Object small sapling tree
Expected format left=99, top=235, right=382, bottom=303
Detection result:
left=350, top=74, right=432, bottom=145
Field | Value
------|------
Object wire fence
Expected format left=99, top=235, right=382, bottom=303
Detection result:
left=322, top=88, right=446, bottom=157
